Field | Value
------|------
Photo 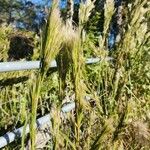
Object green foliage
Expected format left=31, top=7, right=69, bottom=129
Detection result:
left=0, top=25, right=13, bottom=61
left=0, top=0, right=150, bottom=150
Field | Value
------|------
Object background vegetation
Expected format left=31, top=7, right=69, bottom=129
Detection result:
left=0, top=0, right=150, bottom=149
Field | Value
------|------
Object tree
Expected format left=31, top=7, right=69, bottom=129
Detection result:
left=0, top=0, right=48, bottom=32
left=0, top=0, right=23, bottom=25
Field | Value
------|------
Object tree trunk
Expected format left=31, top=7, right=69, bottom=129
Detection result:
left=66, top=0, right=74, bottom=25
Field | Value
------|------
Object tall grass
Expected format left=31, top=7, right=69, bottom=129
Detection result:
left=0, top=0, right=149, bottom=149
left=28, top=1, right=63, bottom=149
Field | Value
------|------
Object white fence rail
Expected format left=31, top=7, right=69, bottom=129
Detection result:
left=0, top=58, right=107, bottom=72
left=0, top=102, right=76, bottom=148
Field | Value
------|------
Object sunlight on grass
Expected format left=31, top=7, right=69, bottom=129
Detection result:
left=0, top=0, right=149, bottom=149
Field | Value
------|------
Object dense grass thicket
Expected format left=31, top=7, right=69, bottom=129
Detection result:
left=0, top=0, right=150, bottom=149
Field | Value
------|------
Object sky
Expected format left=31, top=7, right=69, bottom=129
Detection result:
left=31, top=0, right=67, bottom=8
left=31, top=0, right=51, bottom=5
left=30, top=0, right=80, bottom=9
left=32, top=0, right=46, bottom=4
left=31, top=0, right=80, bottom=6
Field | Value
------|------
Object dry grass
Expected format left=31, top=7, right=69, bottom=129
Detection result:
left=0, top=0, right=149, bottom=150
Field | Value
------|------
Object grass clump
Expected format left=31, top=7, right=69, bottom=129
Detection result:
left=28, top=1, right=63, bottom=149
left=0, top=0, right=149, bottom=149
